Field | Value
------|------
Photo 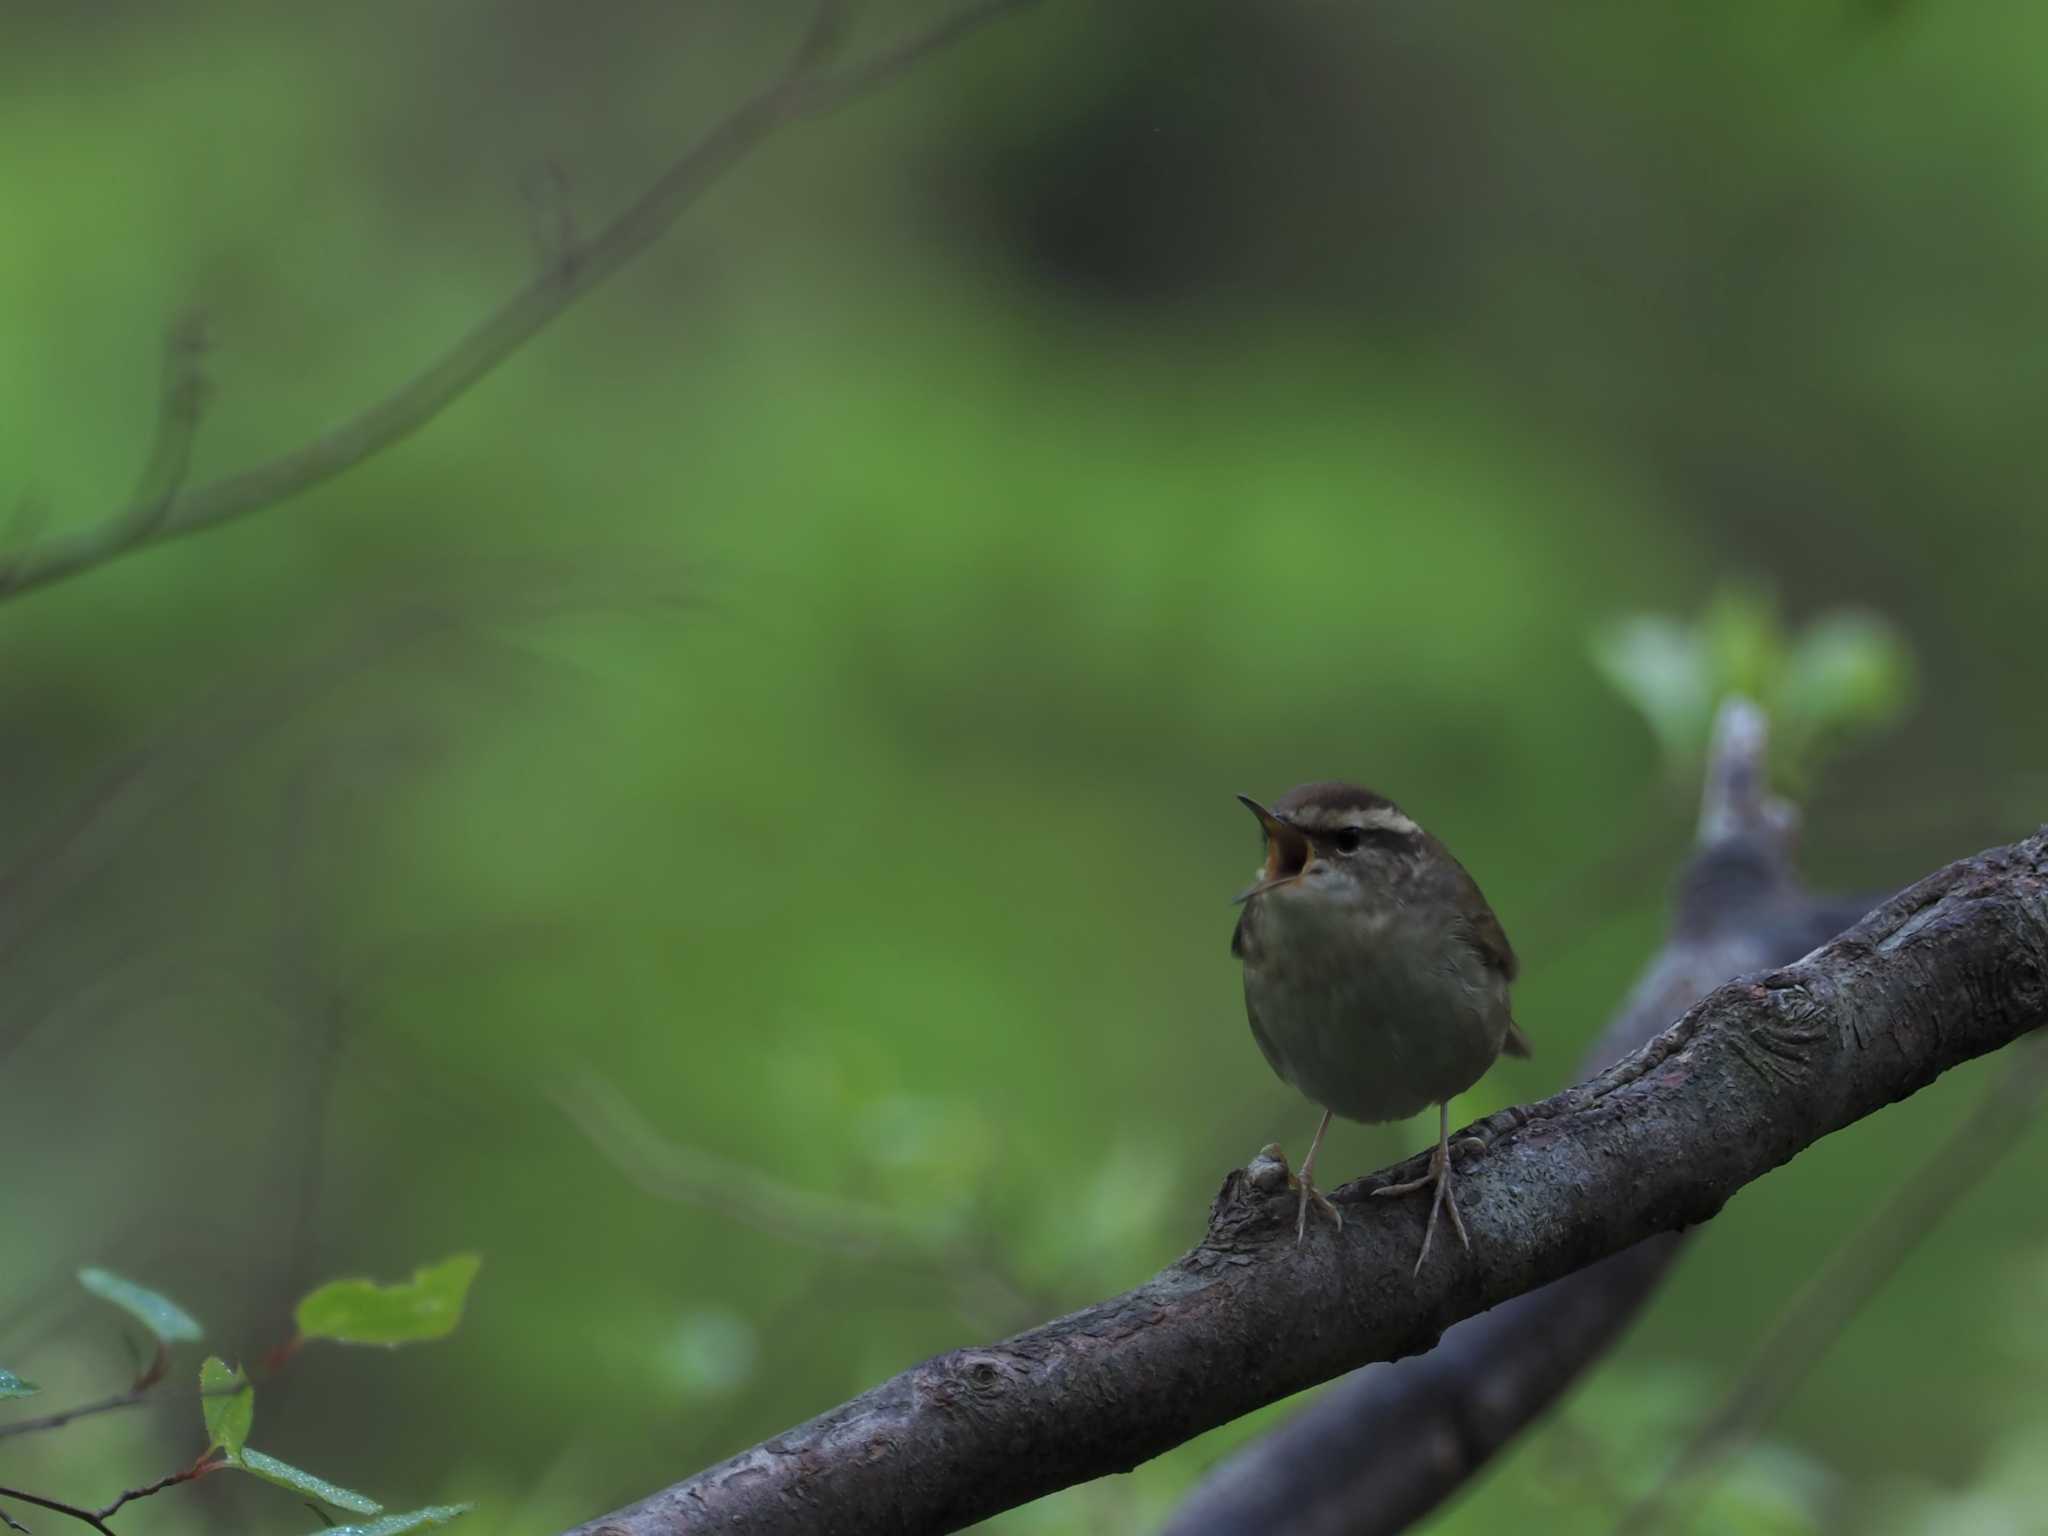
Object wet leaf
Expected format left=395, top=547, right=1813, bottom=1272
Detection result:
left=310, top=1504, right=473, bottom=1536
left=295, top=1255, right=481, bottom=1347
left=78, top=1268, right=203, bottom=1344
left=236, top=1449, right=381, bottom=1515
left=200, top=1357, right=252, bottom=1456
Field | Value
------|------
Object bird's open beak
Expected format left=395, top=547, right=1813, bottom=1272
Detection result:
left=1234, top=794, right=1312, bottom=904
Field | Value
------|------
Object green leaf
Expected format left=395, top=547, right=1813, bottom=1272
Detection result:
left=294, top=1255, right=481, bottom=1347
left=1779, top=610, right=1915, bottom=743
left=312, top=1505, right=473, bottom=1536
left=235, top=1449, right=381, bottom=1515
left=199, top=1357, right=252, bottom=1456
left=1700, top=584, right=1786, bottom=705
left=0, top=1367, right=37, bottom=1399
left=1589, top=614, right=1712, bottom=768
left=77, top=1268, right=203, bottom=1344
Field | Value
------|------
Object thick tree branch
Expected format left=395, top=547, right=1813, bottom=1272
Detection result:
left=1161, top=900, right=1853, bottom=1536
left=1618, top=1027, right=2048, bottom=1533
left=0, top=0, right=1040, bottom=605
left=1160, top=703, right=1878, bottom=1536
left=562, top=825, right=2048, bottom=1536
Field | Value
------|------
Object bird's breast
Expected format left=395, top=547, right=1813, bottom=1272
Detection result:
left=1241, top=895, right=1509, bottom=1124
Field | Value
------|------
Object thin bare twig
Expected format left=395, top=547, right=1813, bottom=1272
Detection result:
left=789, top=0, right=855, bottom=76
left=520, top=160, right=578, bottom=280
left=0, top=1485, right=115, bottom=1536
left=0, top=1455, right=228, bottom=1534
left=1616, top=1029, right=2048, bottom=1534
left=557, top=1069, right=920, bottom=1257
left=0, top=1382, right=266, bottom=1446
left=0, top=1386, right=151, bottom=1443
left=111, top=312, right=210, bottom=545
left=0, top=307, right=208, bottom=601
left=554, top=1069, right=1043, bottom=1329
left=92, top=1457, right=221, bottom=1523
left=0, top=0, right=1042, bottom=604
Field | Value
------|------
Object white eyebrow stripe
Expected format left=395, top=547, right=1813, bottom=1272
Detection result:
left=1337, top=807, right=1419, bottom=836
left=1288, top=804, right=1421, bottom=836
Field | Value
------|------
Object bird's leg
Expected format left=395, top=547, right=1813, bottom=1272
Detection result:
left=1292, top=1108, right=1343, bottom=1241
left=1371, top=1102, right=1470, bottom=1272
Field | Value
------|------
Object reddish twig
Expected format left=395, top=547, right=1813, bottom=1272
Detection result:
left=94, top=1455, right=226, bottom=1523
left=0, top=1485, right=117, bottom=1536
left=0, top=1454, right=226, bottom=1535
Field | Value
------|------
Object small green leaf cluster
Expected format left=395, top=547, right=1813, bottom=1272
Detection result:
left=1591, top=585, right=1915, bottom=787
left=2, top=1260, right=481, bottom=1534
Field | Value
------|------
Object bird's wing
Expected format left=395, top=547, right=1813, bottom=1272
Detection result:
left=1433, top=839, right=1518, bottom=984
left=1445, top=855, right=1530, bottom=1055
left=1457, top=899, right=1520, bottom=983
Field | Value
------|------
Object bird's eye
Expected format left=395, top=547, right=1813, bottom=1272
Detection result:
left=1329, top=828, right=1363, bottom=854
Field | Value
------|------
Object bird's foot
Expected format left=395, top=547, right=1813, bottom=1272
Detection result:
left=1371, top=1143, right=1469, bottom=1273
left=1370, top=1139, right=1443, bottom=1199
left=1292, top=1170, right=1343, bottom=1243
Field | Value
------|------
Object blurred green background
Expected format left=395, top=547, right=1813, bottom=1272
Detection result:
left=4, top=1, right=2047, bottom=1532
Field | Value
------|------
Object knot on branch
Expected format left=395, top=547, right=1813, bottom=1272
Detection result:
left=1196, top=1152, right=1300, bottom=1257
left=916, top=1349, right=1031, bottom=1419
left=1720, top=977, right=1829, bottom=1087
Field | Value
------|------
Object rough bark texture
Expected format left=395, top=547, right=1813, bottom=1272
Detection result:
left=563, top=831, right=2048, bottom=1536
left=1160, top=829, right=1879, bottom=1536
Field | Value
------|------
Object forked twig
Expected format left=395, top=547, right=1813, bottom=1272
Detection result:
left=0, top=1455, right=224, bottom=1536
left=0, top=0, right=1042, bottom=604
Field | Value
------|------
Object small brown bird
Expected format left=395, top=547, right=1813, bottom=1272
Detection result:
left=1231, top=781, right=1528, bottom=1270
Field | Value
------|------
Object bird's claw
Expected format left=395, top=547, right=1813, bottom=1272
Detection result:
left=1410, top=1166, right=1469, bottom=1273
left=1293, top=1174, right=1343, bottom=1243
left=1372, top=1143, right=1470, bottom=1272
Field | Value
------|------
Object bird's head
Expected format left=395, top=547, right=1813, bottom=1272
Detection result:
left=1234, top=781, right=1425, bottom=906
